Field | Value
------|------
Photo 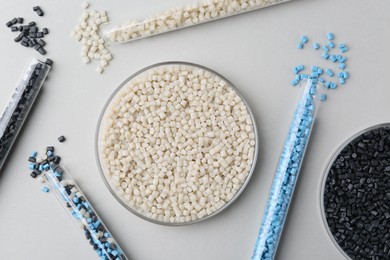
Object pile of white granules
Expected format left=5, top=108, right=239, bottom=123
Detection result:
left=98, top=63, right=256, bottom=224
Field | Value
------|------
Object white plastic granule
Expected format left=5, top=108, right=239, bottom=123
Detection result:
left=98, top=64, right=256, bottom=224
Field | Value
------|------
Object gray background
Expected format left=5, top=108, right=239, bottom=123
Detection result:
left=0, top=0, right=389, bottom=259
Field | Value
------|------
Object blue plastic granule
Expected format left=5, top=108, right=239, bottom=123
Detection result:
left=326, top=69, right=334, bottom=77
left=322, top=46, right=330, bottom=52
left=300, top=35, right=308, bottom=44
left=322, top=53, right=330, bottom=60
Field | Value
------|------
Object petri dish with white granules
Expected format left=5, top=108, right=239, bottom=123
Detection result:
left=96, top=62, right=258, bottom=226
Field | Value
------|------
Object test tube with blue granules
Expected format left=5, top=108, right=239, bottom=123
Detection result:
left=252, top=79, right=320, bottom=260
left=44, top=166, right=128, bottom=260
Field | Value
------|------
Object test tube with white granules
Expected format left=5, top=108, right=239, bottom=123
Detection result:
left=106, top=0, right=292, bottom=44
left=44, top=165, right=129, bottom=260
left=251, top=79, right=321, bottom=260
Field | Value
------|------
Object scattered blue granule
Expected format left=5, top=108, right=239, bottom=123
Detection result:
left=252, top=82, right=315, bottom=260
left=291, top=32, right=350, bottom=100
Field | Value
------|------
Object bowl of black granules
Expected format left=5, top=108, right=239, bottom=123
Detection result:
left=321, top=124, right=390, bottom=260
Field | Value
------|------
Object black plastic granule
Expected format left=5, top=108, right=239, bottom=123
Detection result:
left=323, top=125, right=390, bottom=260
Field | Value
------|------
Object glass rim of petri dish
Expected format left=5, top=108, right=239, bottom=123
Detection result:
left=95, top=61, right=260, bottom=226
left=319, top=122, right=390, bottom=260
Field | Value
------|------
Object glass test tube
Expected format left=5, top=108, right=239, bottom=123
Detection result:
left=106, top=0, right=292, bottom=44
left=0, top=59, right=51, bottom=171
left=45, top=166, right=129, bottom=260
left=252, top=80, right=320, bottom=260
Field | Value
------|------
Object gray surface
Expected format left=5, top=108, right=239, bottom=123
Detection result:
left=0, top=0, right=389, bottom=259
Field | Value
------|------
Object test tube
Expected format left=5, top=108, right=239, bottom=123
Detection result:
left=44, top=165, right=129, bottom=260
left=106, top=0, right=292, bottom=44
left=251, top=80, right=320, bottom=260
left=0, top=59, right=51, bottom=171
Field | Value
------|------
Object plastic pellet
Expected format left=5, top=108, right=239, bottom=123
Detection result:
left=343, top=72, right=349, bottom=79
left=328, top=41, right=335, bottom=48
left=38, top=39, right=46, bottom=47
left=290, top=79, right=299, bottom=86
left=58, top=136, right=66, bottom=143
left=14, top=34, right=23, bottom=42
left=326, top=69, right=334, bottom=77
left=41, top=186, right=49, bottom=193
left=297, top=43, right=304, bottom=49
left=11, top=18, right=18, bottom=25
left=82, top=2, right=89, bottom=9
left=6, top=21, right=13, bottom=27
left=300, top=35, right=308, bottom=44
left=339, top=78, right=345, bottom=84
left=322, top=53, right=330, bottom=60
left=313, top=43, right=320, bottom=50
left=340, top=47, right=348, bottom=53
left=323, top=125, right=390, bottom=260
left=33, top=6, right=44, bottom=17
left=339, top=56, right=346, bottom=63
left=329, top=55, right=337, bottom=62
left=327, top=32, right=334, bottom=40
left=43, top=28, right=49, bottom=35
left=322, top=46, right=330, bottom=52
left=37, top=47, right=47, bottom=55
left=339, top=63, right=346, bottom=70
left=319, top=94, right=326, bottom=101
left=45, top=58, right=53, bottom=66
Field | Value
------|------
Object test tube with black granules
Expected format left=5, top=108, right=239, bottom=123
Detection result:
left=0, top=58, right=51, bottom=171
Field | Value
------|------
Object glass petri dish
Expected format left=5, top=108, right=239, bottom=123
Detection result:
left=320, top=123, right=390, bottom=259
left=95, top=62, right=259, bottom=226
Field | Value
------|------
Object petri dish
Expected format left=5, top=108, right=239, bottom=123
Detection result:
left=96, top=62, right=259, bottom=226
left=320, top=123, right=390, bottom=259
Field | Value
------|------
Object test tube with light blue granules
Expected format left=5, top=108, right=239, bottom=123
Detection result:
left=252, top=79, right=320, bottom=260
left=44, top=166, right=129, bottom=260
